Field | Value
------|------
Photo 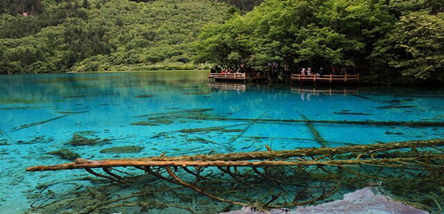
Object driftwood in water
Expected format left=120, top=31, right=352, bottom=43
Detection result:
left=27, top=154, right=444, bottom=171
left=299, top=113, right=328, bottom=147
left=182, top=116, right=444, bottom=127
left=26, top=139, right=444, bottom=212
left=13, top=115, right=68, bottom=131
left=27, top=139, right=444, bottom=170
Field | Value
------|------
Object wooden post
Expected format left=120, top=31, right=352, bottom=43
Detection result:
left=329, top=74, right=332, bottom=83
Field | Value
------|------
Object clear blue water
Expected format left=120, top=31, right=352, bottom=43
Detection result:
left=0, top=71, right=443, bottom=213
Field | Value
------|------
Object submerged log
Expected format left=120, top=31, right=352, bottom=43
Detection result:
left=13, top=115, right=68, bottom=131
left=27, top=139, right=444, bottom=171
left=299, top=113, right=328, bottom=147
left=183, top=116, right=444, bottom=127
left=27, top=155, right=444, bottom=171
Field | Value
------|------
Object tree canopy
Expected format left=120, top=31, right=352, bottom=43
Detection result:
left=0, top=0, right=443, bottom=84
left=195, top=0, right=444, bottom=83
left=0, top=0, right=235, bottom=74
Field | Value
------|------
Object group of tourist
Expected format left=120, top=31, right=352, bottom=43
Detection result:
left=300, top=67, right=315, bottom=75
left=219, top=69, right=233, bottom=74
left=298, top=66, right=355, bottom=76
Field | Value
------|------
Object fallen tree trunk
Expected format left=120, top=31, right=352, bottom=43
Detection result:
left=26, top=139, right=444, bottom=170
left=182, top=116, right=444, bottom=127
left=27, top=155, right=444, bottom=171
left=299, top=113, right=328, bottom=147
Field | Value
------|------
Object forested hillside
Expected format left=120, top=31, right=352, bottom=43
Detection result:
left=0, top=0, right=236, bottom=74
left=196, top=0, right=444, bottom=84
left=1, top=0, right=443, bottom=85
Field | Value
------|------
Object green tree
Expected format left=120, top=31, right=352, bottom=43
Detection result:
left=0, top=0, right=235, bottom=74
left=82, top=0, right=89, bottom=8
left=372, top=11, right=444, bottom=80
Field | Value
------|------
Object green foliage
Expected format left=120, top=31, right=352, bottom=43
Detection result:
left=0, top=0, right=43, bottom=15
left=195, top=0, right=386, bottom=74
left=220, top=0, right=263, bottom=12
left=0, top=0, right=234, bottom=74
left=196, top=0, right=444, bottom=82
left=372, top=11, right=444, bottom=80
left=2, top=0, right=443, bottom=83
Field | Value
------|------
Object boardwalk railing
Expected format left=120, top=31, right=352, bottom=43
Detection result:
left=291, top=74, right=359, bottom=83
left=208, top=73, right=246, bottom=80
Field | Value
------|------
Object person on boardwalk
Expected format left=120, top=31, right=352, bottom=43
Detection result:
left=300, top=68, right=306, bottom=75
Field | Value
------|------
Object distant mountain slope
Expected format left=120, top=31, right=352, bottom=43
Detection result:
left=0, top=0, right=235, bottom=74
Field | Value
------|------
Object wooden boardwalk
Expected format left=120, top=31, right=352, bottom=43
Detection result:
left=209, top=73, right=359, bottom=84
left=291, top=74, right=359, bottom=83
left=208, top=72, right=266, bottom=82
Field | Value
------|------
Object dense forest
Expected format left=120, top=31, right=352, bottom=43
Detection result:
left=196, top=0, right=444, bottom=84
left=0, top=0, right=443, bottom=84
left=0, top=0, right=238, bottom=74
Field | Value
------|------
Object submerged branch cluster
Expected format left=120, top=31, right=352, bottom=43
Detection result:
left=27, top=139, right=444, bottom=213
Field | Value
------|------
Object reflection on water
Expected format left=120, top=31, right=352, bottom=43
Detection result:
left=0, top=71, right=443, bottom=213
left=291, top=87, right=359, bottom=102
left=209, top=82, right=247, bottom=92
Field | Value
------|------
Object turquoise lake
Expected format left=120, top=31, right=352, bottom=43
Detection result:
left=0, top=71, right=443, bottom=213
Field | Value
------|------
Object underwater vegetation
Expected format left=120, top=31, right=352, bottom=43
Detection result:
left=150, top=132, right=170, bottom=139
left=381, top=98, right=415, bottom=104
left=48, top=149, right=81, bottom=161
left=376, top=105, right=416, bottom=109
left=0, top=106, right=47, bottom=110
left=132, top=108, right=222, bottom=127
left=385, top=131, right=405, bottom=136
left=0, top=97, right=43, bottom=104
left=135, top=108, right=214, bottom=118
left=100, top=146, right=144, bottom=154
left=63, top=95, right=88, bottom=99
left=66, top=132, right=110, bottom=146
left=334, top=110, right=373, bottom=116
left=187, top=137, right=218, bottom=144
left=134, top=108, right=216, bottom=125
left=135, top=94, right=154, bottom=98
left=179, top=126, right=243, bottom=134
left=17, top=136, right=54, bottom=145
left=131, top=118, right=174, bottom=126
